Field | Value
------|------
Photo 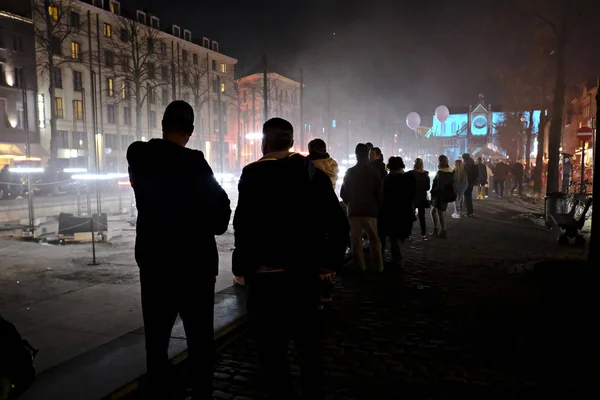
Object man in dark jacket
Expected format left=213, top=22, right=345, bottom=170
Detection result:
left=127, top=101, right=231, bottom=400
left=511, top=158, right=524, bottom=195
left=369, top=146, right=387, bottom=180
left=342, top=143, right=384, bottom=271
left=462, top=153, right=478, bottom=217
left=233, top=118, right=349, bottom=400
left=493, top=160, right=509, bottom=198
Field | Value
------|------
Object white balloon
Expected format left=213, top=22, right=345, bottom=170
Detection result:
left=487, top=143, right=493, bottom=150
left=435, top=105, right=450, bottom=123
left=406, top=112, right=421, bottom=131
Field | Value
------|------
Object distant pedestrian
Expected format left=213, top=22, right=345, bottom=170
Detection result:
left=378, top=157, right=416, bottom=266
left=341, top=143, right=384, bottom=272
left=562, top=156, right=573, bottom=193
left=476, top=157, right=487, bottom=200
left=369, top=147, right=387, bottom=180
left=430, top=155, right=456, bottom=239
left=511, top=158, right=524, bottom=195
left=452, top=159, right=467, bottom=218
left=406, top=158, right=430, bottom=239
left=307, top=138, right=339, bottom=190
left=462, top=153, right=478, bottom=217
left=493, top=160, right=509, bottom=198
left=127, top=101, right=232, bottom=400
left=232, top=118, right=349, bottom=400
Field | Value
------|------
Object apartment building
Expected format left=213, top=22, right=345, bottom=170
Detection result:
left=32, top=0, right=237, bottom=173
left=0, top=9, right=40, bottom=168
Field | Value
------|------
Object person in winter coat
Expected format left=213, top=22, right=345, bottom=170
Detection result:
left=462, top=153, right=478, bottom=217
left=233, top=118, right=349, bottom=400
left=369, top=147, right=387, bottom=181
left=307, top=139, right=339, bottom=190
left=406, top=158, right=430, bottom=239
left=378, top=157, right=416, bottom=266
left=493, top=160, right=509, bottom=198
left=430, top=155, right=456, bottom=239
left=511, top=158, right=524, bottom=195
left=127, top=101, right=231, bottom=400
left=476, top=157, right=488, bottom=200
left=341, top=143, right=384, bottom=272
left=452, top=159, right=468, bottom=218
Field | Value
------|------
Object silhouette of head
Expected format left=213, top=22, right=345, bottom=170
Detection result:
left=308, top=138, right=327, bottom=156
left=387, top=156, right=405, bottom=172
left=369, top=147, right=382, bottom=162
left=262, top=118, right=294, bottom=155
left=162, top=100, right=194, bottom=147
left=355, top=143, right=369, bottom=163
left=439, top=155, right=450, bottom=169
left=414, top=158, right=424, bottom=171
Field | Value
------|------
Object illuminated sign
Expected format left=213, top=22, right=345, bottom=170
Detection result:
left=38, top=94, right=46, bottom=128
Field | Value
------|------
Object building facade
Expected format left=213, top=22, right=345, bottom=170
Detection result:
left=28, top=0, right=237, bottom=175
left=564, top=79, right=597, bottom=172
left=0, top=10, right=40, bottom=168
left=237, top=72, right=300, bottom=164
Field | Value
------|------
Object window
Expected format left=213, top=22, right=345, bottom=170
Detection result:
left=121, top=134, right=133, bottom=149
left=103, top=23, right=111, bottom=37
left=212, top=80, right=217, bottom=93
left=193, top=53, right=198, bottom=65
left=110, top=1, right=120, bottom=15
left=54, top=68, right=62, bottom=88
left=0, top=27, right=3, bottom=49
left=212, top=100, right=218, bottom=113
left=71, top=42, right=80, bottom=60
left=182, top=73, right=188, bottom=85
left=149, top=87, right=156, bottom=104
left=104, top=133, right=117, bottom=150
left=211, top=60, right=216, bottom=71
left=73, top=100, right=83, bottom=120
left=48, top=5, right=58, bottom=21
left=50, top=37, right=61, bottom=55
left=12, top=34, right=23, bottom=52
left=162, top=88, right=168, bottom=106
left=55, top=97, right=64, bottom=118
left=220, top=63, right=226, bottom=74
left=184, top=30, right=191, bottom=42
left=123, top=107, right=131, bottom=125
left=220, top=82, right=225, bottom=93
left=160, top=42, right=167, bottom=55
left=16, top=101, right=24, bottom=129
left=104, top=50, right=114, bottom=67
left=121, top=81, right=128, bottom=99
left=57, top=131, right=69, bottom=148
left=148, top=63, right=155, bottom=79
left=243, top=90, right=247, bottom=102
left=149, top=111, right=156, bottom=128
left=285, top=91, right=288, bottom=102
left=120, top=29, right=129, bottom=42
left=14, top=67, right=24, bottom=88
left=70, top=12, right=80, bottom=29
left=121, top=56, right=130, bottom=69
left=172, top=25, right=180, bottom=37
left=161, top=66, right=169, bottom=81
left=107, top=104, right=115, bottom=123
left=136, top=10, right=146, bottom=24
left=211, top=41, right=219, bottom=52
left=150, top=16, right=159, bottom=29
left=193, top=75, right=199, bottom=90
left=106, top=77, right=114, bottom=96
left=203, top=37, right=209, bottom=48
left=73, top=71, right=82, bottom=91
left=147, top=38, right=154, bottom=53
left=182, top=50, right=188, bottom=62
left=183, top=92, right=190, bottom=103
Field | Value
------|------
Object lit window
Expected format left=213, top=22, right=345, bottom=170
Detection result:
left=220, top=63, right=226, bottom=73
left=73, top=100, right=83, bottom=120
left=107, top=78, right=114, bottom=96
left=48, top=5, right=58, bottom=21
left=193, top=54, right=198, bottom=65
left=55, top=97, right=64, bottom=118
left=220, top=82, right=225, bottom=93
left=110, top=1, right=120, bottom=15
left=121, top=81, right=128, bottom=99
left=103, top=23, right=111, bottom=37
left=71, top=42, right=80, bottom=60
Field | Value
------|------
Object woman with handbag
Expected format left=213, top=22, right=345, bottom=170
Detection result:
left=430, top=155, right=457, bottom=239
left=407, top=158, right=431, bottom=240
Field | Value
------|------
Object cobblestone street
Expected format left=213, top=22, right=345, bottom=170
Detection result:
left=151, top=199, right=597, bottom=400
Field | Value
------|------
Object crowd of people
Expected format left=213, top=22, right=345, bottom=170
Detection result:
left=124, top=101, right=534, bottom=400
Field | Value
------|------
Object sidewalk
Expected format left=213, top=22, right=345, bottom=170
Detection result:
left=144, top=197, right=594, bottom=399
left=0, top=222, right=235, bottom=374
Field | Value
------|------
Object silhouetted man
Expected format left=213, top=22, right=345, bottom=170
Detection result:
left=127, top=101, right=231, bottom=400
left=369, top=147, right=387, bottom=180
left=233, top=118, right=349, bottom=400
left=462, top=153, right=478, bottom=217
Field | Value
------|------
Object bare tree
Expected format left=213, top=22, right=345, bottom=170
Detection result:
left=180, top=53, right=209, bottom=133
left=32, top=0, right=87, bottom=177
left=496, top=112, right=526, bottom=160
left=110, top=15, right=167, bottom=140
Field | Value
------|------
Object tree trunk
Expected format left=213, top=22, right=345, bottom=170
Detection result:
left=589, top=77, right=599, bottom=264
left=135, top=103, right=143, bottom=140
left=525, top=108, right=534, bottom=179
left=546, top=23, right=567, bottom=195
left=534, top=77, right=547, bottom=196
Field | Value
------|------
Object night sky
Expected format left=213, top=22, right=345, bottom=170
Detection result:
left=142, top=0, right=600, bottom=122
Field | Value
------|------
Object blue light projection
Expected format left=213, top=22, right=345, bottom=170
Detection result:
left=427, top=110, right=542, bottom=138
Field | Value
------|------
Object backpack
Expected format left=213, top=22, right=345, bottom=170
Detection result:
left=0, top=316, right=38, bottom=399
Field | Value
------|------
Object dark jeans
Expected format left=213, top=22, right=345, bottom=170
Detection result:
left=512, top=176, right=523, bottom=194
left=495, top=179, right=505, bottom=197
left=140, top=267, right=216, bottom=400
left=416, top=206, right=427, bottom=235
left=464, top=185, right=474, bottom=215
left=248, top=272, right=324, bottom=400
